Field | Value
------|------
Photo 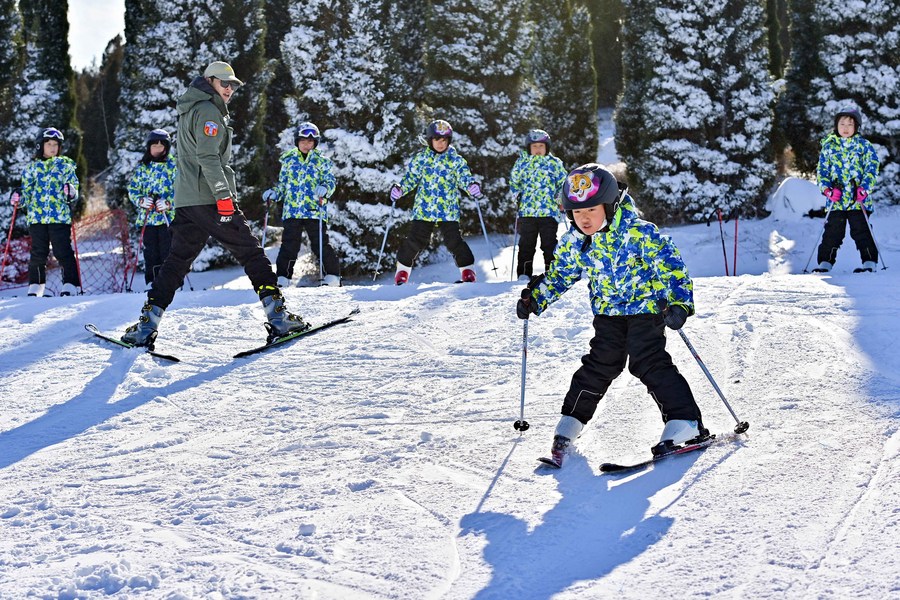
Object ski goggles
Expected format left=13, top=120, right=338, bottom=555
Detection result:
left=42, top=128, right=64, bottom=141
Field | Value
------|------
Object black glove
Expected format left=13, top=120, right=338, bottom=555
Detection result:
left=663, top=304, right=688, bottom=330
left=516, top=274, right=544, bottom=319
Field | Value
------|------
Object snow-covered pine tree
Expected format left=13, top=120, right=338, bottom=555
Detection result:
left=776, top=0, right=825, bottom=175
left=111, top=0, right=266, bottom=218
left=281, top=0, right=424, bottom=275
left=0, top=0, right=25, bottom=207
left=5, top=0, right=82, bottom=191
left=587, top=0, right=624, bottom=109
left=528, top=0, right=598, bottom=170
left=616, top=0, right=775, bottom=222
left=422, top=0, right=532, bottom=233
left=810, top=0, right=899, bottom=204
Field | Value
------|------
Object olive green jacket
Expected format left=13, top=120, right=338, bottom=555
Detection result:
left=174, top=77, right=236, bottom=207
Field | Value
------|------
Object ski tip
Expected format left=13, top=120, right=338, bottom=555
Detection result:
left=537, top=457, right=562, bottom=469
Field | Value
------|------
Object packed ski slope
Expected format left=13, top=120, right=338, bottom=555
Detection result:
left=1, top=189, right=899, bottom=599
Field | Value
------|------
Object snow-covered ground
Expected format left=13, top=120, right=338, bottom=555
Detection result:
left=2, top=181, right=900, bottom=598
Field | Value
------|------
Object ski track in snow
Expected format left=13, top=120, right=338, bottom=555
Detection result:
left=1, top=204, right=899, bottom=598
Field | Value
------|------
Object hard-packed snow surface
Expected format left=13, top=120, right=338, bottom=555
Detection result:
left=1, top=186, right=899, bottom=598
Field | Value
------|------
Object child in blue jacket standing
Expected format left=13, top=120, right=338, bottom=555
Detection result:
left=813, top=106, right=880, bottom=273
left=509, top=129, right=567, bottom=279
left=12, top=127, right=80, bottom=297
left=128, top=129, right=177, bottom=289
left=264, top=122, right=341, bottom=287
left=389, top=119, right=482, bottom=285
left=517, top=164, right=707, bottom=467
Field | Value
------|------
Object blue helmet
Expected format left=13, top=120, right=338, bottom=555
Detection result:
left=525, top=129, right=551, bottom=151
left=426, top=119, right=453, bottom=142
left=294, top=122, right=320, bottom=148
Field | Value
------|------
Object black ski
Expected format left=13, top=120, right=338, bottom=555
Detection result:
left=537, top=456, right=562, bottom=469
left=853, top=267, right=874, bottom=273
left=233, top=307, right=360, bottom=358
left=599, top=435, right=718, bottom=474
left=84, top=323, right=181, bottom=362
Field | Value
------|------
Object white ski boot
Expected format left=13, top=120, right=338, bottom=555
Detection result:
left=652, top=419, right=707, bottom=456
left=546, top=415, right=584, bottom=467
left=812, top=261, right=832, bottom=273
left=321, top=274, right=341, bottom=287
left=395, top=262, right=411, bottom=286
left=121, top=303, right=165, bottom=347
left=27, top=283, right=45, bottom=297
left=60, top=283, right=78, bottom=296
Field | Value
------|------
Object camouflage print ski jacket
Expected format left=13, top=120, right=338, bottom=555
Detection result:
left=274, top=147, right=336, bottom=221
left=397, top=146, right=475, bottom=222
left=174, top=77, right=235, bottom=207
left=509, top=151, right=567, bottom=220
left=817, top=133, right=879, bottom=212
left=128, top=156, right=177, bottom=226
left=531, top=198, right=694, bottom=317
left=20, top=156, right=79, bottom=226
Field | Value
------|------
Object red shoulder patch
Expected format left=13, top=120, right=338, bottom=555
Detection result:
left=203, top=121, right=219, bottom=137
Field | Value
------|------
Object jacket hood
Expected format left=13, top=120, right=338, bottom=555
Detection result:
left=177, top=76, right=228, bottom=117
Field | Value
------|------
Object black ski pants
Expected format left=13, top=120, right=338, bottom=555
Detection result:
left=397, top=220, right=474, bottom=268
left=28, top=223, right=80, bottom=286
left=275, top=218, right=340, bottom=279
left=142, top=224, right=172, bottom=285
left=516, top=216, right=558, bottom=277
left=561, top=313, right=702, bottom=426
left=817, top=209, right=878, bottom=265
left=149, top=204, right=276, bottom=309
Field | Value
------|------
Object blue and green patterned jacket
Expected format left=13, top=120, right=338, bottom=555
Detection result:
left=532, top=198, right=694, bottom=317
left=274, top=148, right=336, bottom=220
left=20, top=156, right=79, bottom=226
left=128, top=156, right=177, bottom=226
left=817, top=133, right=879, bottom=212
left=397, top=146, right=475, bottom=222
left=509, top=151, right=567, bottom=220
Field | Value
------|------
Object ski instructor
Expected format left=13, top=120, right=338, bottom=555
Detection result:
left=122, top=61, right=309, bottom=347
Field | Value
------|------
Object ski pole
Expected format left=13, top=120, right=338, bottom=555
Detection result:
left=716, top=208, right=729, bottom=276
left=318, top=203, right=324, bottom=282
left=510, top=195, right=520, bottom=281
left=128, top=210, right=151, bottom=292
left=373, top=196, right=397, bottom=281
left=261, top=198, right=271, bottom=248
left=675, top=327, right=749, bottom=434
left=514, top=317, right=530, bottom=432
left=858, top=203, right=888, bottom=270
left=802, top=199, right=835, bottom=273
left=472, top=193, right=498, bottom=275
left=161, top=210, right=194, bottom=290
left=1, top=193, right=19, bottom=283
left=733, top=212, right=739, bottom=276
left=70, top=218, right=84, bottom=295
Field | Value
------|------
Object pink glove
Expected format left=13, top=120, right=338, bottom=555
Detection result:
left=390, top=185, right=402, bottom=201
left=10, top=192, right=19, bottom=206
left=823, top=187, right=842, bottom=203
left=855, top=188, right=868, bottom=203
left=467, top=183, right=482, bottom=198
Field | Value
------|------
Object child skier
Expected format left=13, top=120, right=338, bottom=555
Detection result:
left=517, top=164, right=707, bottom=467
left=263, top=122, right=341, bottom=287
left=11, top=127, right=80, bottom=297
left=813, top=106, right=880, bottom=273
left=389, top=119, right=482, bottom=284
left=128, top=128, right=177, bottom=289
left=509, top=129, right=567, bottom=279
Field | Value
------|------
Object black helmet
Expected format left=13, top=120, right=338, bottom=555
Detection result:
left=834, top=106, right=862, bottom=134
left=426, top=119, right=453, bottom=142
left=145, top=128, right=171, bottom=152
left=294, top=122, right=320, bottom=148
left=36, top=127, right=64, bottom=158
left=561, top=164, right=623, bottom=211
left=525, top=129, right=551, bottom=151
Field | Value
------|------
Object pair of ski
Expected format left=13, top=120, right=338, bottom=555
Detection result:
left=85, top=307, right=360, bottom=362
left=538, top=434, right=718, bottom=473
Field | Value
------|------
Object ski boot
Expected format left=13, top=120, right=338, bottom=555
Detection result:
left=27, top=283, right=45, bottom=297
left=321, top=274, right=341, bottom=287
left=460, top=267, right=476, bottom=283
left=277, top=275, right=292, bottom=288
left=854, top=261, right=877, bottom=273
left=812, top=261, right=832, bottom=273
left=548, top=435, right=571, bottom=467
left=395, top=263, right=411, bottom=286
left=651, top=419, right=709, bottom=456
left=121, top=303, right=165, bottom=347
left=60, top=283, right=78, bottom=296
left=259, top=286, right=310, bottom=342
